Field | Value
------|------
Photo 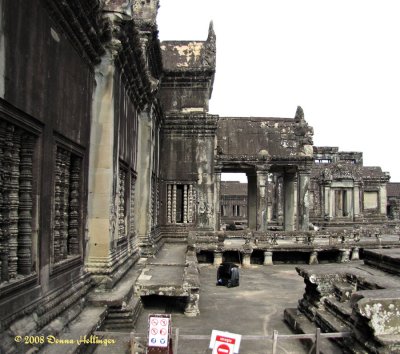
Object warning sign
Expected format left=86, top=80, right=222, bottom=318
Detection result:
left=148, top=314, right=171, bottom=348
left=209, top=330, right=241, bottom=354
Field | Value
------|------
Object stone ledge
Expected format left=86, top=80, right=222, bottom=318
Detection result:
left=88, top=263, right=144, bottom=307
left=40, top=306, right=107, bottom=354
left=284, top=308, right=343, bottom=354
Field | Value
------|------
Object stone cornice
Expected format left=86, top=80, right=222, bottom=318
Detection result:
left=43, top=0, right=105, bottom=66
left=162, top=113, right=218, bottom=137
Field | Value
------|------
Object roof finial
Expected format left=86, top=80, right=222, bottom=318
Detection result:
left=203, top=20, right=216, bottom=68
left=295, top=105, right=304, bottom=122
left=208, top=20, right=215, bottom=41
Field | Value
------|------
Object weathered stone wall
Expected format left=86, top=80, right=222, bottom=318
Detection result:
left=0, top=0, right=162, bottom=349
left=217, top=117, right=313, bottom=160
left=3, top=0, right=93, bottom=143
left=0, top=0, right=97, bottom=346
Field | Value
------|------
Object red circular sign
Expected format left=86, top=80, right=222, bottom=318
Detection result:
left=217, top=343, right=231, bottom=354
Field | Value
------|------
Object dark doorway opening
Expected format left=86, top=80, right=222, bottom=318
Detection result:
left=197, top=251, right=214, bottom=264
left=318, top=250, right=340, bottom=263
left=250, top=250, right=264, bottom=264
left=141, top=295, right=188, bottom=313
left=223, top=251, right=242, bottom=264
left=273, top=251, right=309, bottom=264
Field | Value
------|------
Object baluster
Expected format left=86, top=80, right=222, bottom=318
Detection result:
left=118, top=168, right=126, bottom=238
left=68, top=156, right=80, bottom=255
left=18, top=134, right=34, bottom=274
left=61, top=151, right=70, bottom=259
left=0, top=122, right=6, bottom=281
left=167, top=184, right=171, bottom=223
left=54, top=148, right=62, bottom=263
left=8, top=127, right=21, bottom=278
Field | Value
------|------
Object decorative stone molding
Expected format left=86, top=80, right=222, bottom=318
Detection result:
left=0, top=122, right=35, bottom=282
left=53, top=146, right=82, bottom=264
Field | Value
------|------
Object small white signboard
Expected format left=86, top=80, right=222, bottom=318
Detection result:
left=209, top=330, right=241, bottom=354
left=148, top=315, right=170, bottom=348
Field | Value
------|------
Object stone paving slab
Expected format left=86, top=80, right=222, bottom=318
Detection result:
left=147, top=243, right=187, bottom=265
left=137, top=265, right=185, bottom=287
left=135, top=244, right=188, bottom=297
left=134, top=264, right=308, bottom=353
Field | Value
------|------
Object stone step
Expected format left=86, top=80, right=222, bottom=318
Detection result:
left=102, top=296, right=143, bottom=331
left=284, top=308, right=343, bottom=354
left=88, top=262, right=144, bottom=331
left=333, top=282, right=355, bottom=302
left=324, top=297, right=353, bottom=326
left=41, top=306, right=107, bottom=354
left=313, top=308, right=367, bottom=353
left=315, top=308, right=351, bottom=334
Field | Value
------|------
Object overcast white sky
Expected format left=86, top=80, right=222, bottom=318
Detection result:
left=157, top=0, right=400, bottom=183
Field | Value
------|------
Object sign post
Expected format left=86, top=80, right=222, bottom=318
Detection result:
left=209, top=330, right=241, bottom=354
left=147, top=314, right=172, bottom=354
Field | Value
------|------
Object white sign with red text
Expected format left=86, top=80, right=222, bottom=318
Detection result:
left=209, top=330, right=241, bottom=354
left=148, top=315, right=170, bottom=348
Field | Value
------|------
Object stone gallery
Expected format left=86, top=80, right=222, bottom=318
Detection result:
left=1, top=1, right=400, bottom=353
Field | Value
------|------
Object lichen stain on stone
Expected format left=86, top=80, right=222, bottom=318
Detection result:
left=361, top=302, right=400, bottom=335
left=173, top=42, right=203, bottom=67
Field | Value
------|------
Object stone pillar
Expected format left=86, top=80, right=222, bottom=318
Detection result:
left=379, top=184, right=387, bottom=216
left=339, top=249, right=350, bottom=263
left=213, top=252, right=222, bottom=266
left=323, top=183, right=331, bottom=219
left=87, top=46, right=120, bottom=286
left=351, top=247, right=360, bottom=261
left=277, top=176, right=284, bottom=224
left=135, top=109, right=154, bottom=251
left=184, top=290, right=200, bottom=317
left=297, top=167, right=311, bottom=231
left=309, top=251, right=318, bottom=265
left=263, top=251, right=273, bottom=265
left=346, top=188, right=353, bottom=218
left=242, top=253, right=251, bottom=267
left=284, top=173, right=296, bottom=231
left=256, top=168, right=269, bottom=231
left=330, top=188, right=336, bottom=219
left=247, top=173, right=257, bottom=230
left=353, top=183, right=360, bottom=219
left=214, top=169, right=221, bottom=231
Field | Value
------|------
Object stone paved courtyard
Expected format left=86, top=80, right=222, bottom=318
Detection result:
left=135, top=264, right=309, bottom=354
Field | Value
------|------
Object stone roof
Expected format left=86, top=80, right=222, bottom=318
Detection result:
left=220, top=181, right=247, bottom=196
left=361, top=166, right=386, bottom=178
left=160, top=41, right=207, bottom=71
left=387, top=183, right=400, bottom=197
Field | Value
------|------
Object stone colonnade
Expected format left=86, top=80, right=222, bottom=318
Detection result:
left=215, top=164, right=311, bottom=231
left=212, top=247, right=360, bottom=266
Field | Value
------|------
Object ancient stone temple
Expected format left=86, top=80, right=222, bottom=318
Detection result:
left=0, top=1, right=399, bottom=353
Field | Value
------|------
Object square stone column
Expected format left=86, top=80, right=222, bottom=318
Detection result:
left=256, top=168, right=269, bottom=231
left=247, top=173, right=257, bottom=230
left=135, top=109, right=154, bottom=251
left=213, top=252, right=223, bottom=266
left=379, top=184, right=387, bottom=216
left=263, top=251, right=273, bottom=265
left=353, top=182, right=361, bottom=219
left=346, top=188, right=353, bottom=219
left=283, top=173, right=296, bottom=231
left=214, top=169, right=221, bottom=231
left=297, top=167, right=311, bottom=231
left=87, top=53, right=118, bottom=266
left=323, top=183, right=332, bottom=219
